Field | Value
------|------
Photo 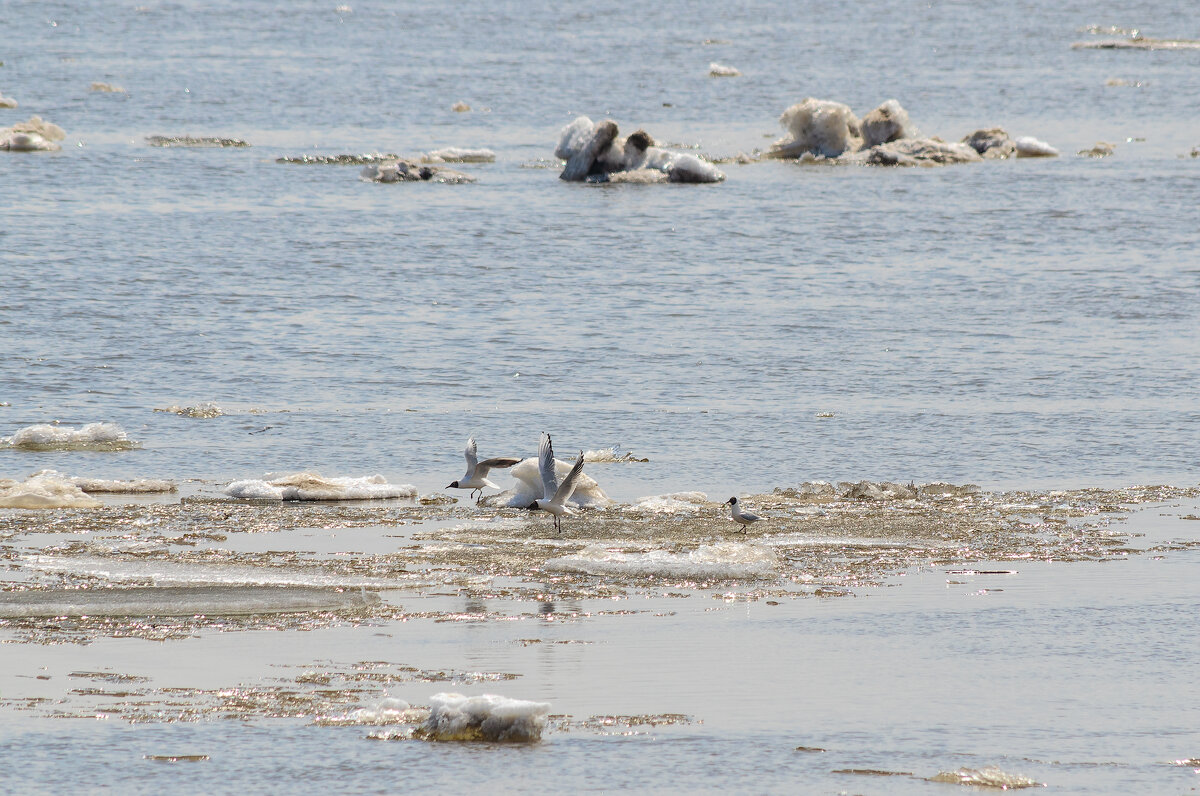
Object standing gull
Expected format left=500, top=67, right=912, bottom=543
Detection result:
left=447, top=437, right=521, bottom=502
left=725, top=497, right=762, bottom=532
left=529, top=432, right=585, bottom=533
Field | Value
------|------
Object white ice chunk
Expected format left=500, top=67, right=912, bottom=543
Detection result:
left=767, top=98, right=861, bottom=158
left=0, top=471, right=103, bottom=509
left=419, top=692, right=550, bottom=742
left=224, top=472, right=418, bottom=501
left=1014, top=136, right=1059, bottom=157
left=0, top=422, right=137, bottom=451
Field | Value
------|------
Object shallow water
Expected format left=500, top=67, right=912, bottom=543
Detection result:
left=3, top=0, right=1200, bottom=792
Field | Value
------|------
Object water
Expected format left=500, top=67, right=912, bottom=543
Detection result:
left=3, top=0, right=1200, bottom=792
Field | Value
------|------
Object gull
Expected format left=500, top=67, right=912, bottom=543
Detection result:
left=447, top=437, right=521, bottom=502
left=529, top=432, right=585, bottom=533
left=725, top=497, right=762, bottom=532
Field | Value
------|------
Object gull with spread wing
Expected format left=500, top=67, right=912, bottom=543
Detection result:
left=447, top=437, right=521, bottom=502
left=529, top=432, right=585, bottom=533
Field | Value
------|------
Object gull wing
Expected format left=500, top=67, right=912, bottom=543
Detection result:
left=552, top=451, right=585, bottom=506
left=464, top=437, right=479, bottom=474
left=476, top=456, right=521, bottom=476
left=538, top=432, right=558, bottom=501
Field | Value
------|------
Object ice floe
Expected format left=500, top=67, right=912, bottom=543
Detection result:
left=0, top=93, right=17, bottom=108
left=766, top=98, right=1054, bottom=167
left=708, top=62, right=741, bottom=77
left=0, top=422, right=138, bottom=451
left=1014, top=135, right=1060, bottom=158
left=224, top=472, right=418, bottom=501
left=1, top=115, right=65, bottom=152
left=544, top=542, right=777, bottom=579
left=1073, top=35, right=1200, bottom=50
left=928, top=766, right=1043, bottom=788
left=1078, top=141, right=1116, bottom=158
left=360, top=159, right=475, bottom=184
left=420, top=147, right=495, bottom=163
left=90, top=82, right=125, bottom=93
left=0, top=585, right=379, bottom=618
left=145, top=135, right=250, bottom=147
left=416, top=692, right=550, bottom=742
left=556, top=116, right=724, bottom=183
left=0, top=471, right=102, bottom=509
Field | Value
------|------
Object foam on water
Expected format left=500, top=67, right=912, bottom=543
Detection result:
left=224, top=472, right=417, bottom=501
left=418, top=692, right=550, bottom=742
left=0, top=422, right=137, bottom=451
left=0, top=471, right=102, bottom=509
left=544, top=542, right=777, bottom=579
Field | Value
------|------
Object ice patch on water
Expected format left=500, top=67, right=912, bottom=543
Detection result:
left=90, top=82, right=125, bottom=93
left=360, top=159, right=475, bottom=184
left=555, top=116, right=724, bottom=183
left=708, top=62, right=741, bottom=77
left=767, top=98, right=861, bottom=158
left=1, top=422, right=136, bottom=451
left=417, top=692, right=549, bottom=742
left=1, top=116, right=66, bottom=152
left=545, top=542, right=777, bottom=579
left=0, top=585, right=379, bottom=618
left=224, top=472, right=417, bottom=501
left=145, top=135, right=249, bottom=147
left=20, top=556, right=405, bottom=589
left=1014, top=136, right=1059, bottom=157
left=630, top=492, right=710, bottom=514
left=421, top=147, right=495, bottom=163
left=928, top=766, right=1043, bottom=788
left=500, top=458, right=612, bottom=508
left=0, top=93, right=17, bottom=108
left=0, top=472, right=102, bottom=509
left=28, top=470, right=176, bottom=494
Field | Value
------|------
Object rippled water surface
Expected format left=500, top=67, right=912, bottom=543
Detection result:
left=2, top=0, right=1200, bottom=792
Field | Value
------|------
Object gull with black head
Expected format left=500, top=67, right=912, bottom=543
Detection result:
left=529, top=432, right=585, bottom=534
left=725, top=496, right=762, bottom=532
left=447, top=437, right=521, bottom=502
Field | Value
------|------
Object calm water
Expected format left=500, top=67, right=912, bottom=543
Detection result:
left=2, top=0, right=1200, bottom=792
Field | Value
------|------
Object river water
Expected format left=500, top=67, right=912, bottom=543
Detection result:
left=2, top=0, right=1199, bottom=792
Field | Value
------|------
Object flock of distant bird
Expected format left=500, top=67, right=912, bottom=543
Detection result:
left=448, top=433, right=761, bottom=533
